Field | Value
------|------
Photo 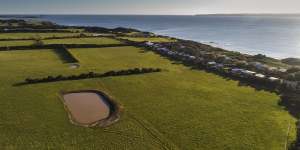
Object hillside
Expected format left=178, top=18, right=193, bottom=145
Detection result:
left=282, top=58, right=300, bottom=66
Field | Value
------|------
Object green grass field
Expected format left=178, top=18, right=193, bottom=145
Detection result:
left=43, top=37, right=122, bottom=45
left=0, top=33, right=84, bottom=40
left=0, top=34, right=296, bottom=149
left=0, top=37, right=121, bottom=47
left=0, top=40, right=35, bottom=47
left=120, top=37, right=176, bottom=42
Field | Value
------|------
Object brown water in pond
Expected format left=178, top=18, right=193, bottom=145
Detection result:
left=63, top=92, right=110, bottom=125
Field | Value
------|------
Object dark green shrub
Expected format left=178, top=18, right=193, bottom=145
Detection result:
left=24, top=68, right=162, bottom=84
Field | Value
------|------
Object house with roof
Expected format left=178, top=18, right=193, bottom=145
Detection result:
left=231, top=68, right=244, bottom=74
left=279, top=68, right=287, bottom=73
left=255, top=73, right=266, bottom=79
left=268, top=77, right=280, bottom=82
left=249, top=62, right=269, bottom=71
left=207, top=61, right=217, bottom=66
left=145, top=41, right=154, bottom=46
left=241, top=70, right=256, bottom=77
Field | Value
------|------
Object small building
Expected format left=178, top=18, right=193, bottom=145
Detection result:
left=207, top=61, right=217, bottom=66
left=249, top=62, right=268, bottom=70
left=167, top=51, right=176, bottom=55
left=255, top=74, right=266, bottom=79
left=157, top=47, right=169, bottom=52
left=92, top=33, right=104, bottom=37
left=268, top=67, right=277, bottom=71
left=279, top=68, right=287, bottom=73
left=241, top=70, right=256, bottom=76
left=153, top=44, right=160, bottom=48
left=189, top=56, right=196, bottom=60
left=145, top=41, right=154, bottom=46
left=216, top=55, right=232, bottom=63
left=268, top=77, right=279, bottom=81
left=231, top=68, right=244, bottom=74
left=215, top=64, right=224, bottom=68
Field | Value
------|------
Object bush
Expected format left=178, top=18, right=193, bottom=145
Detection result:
left=88, top=72, right=95, bottom=78
left=25, top=78, right=34, bottom=83
left=155, top=68, right=162, bottom=72
left=79, top=33, right=87, bottom=37
left=32, top=39, right=44, bottom=46
left=47, top=76, right=54, bottom=81
left=24, top=68, right=162, bottom=84
left=133, top=68, right=140, bottom=74
left=55, top=75, right=63, bottom=80
left=103, top=71, right=115, bottom=76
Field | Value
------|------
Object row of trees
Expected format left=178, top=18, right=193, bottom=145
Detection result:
left=0, top=33, right=92, bottom=42
left=25, top=68, right=162, bottom=84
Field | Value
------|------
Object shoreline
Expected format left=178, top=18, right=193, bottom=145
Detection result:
left=2, top=14, right=299, bottom=59
left=153, top=31, right=299, bottom=60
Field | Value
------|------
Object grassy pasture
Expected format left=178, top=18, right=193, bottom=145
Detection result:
left=0, top=40, right=35, bottom=47
left=43, top=37, right=122, bottom=45
left=120, top=37, right=176, bottom=42
left=0, top=37, right=122, bottom=47
left=0, top=44, right=296, bottom=149
left=0, top=33, right=83, bottom=40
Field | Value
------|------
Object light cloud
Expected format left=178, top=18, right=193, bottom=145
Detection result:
left=0, top=0, right=299, bottom=14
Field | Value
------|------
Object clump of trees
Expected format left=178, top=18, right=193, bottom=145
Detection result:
left=24, top=68, right=162, bottom=84
left=32, top=36, right=44, bottom=46
left=286, top=71, right=300, bottom=81
left=33, top=39, right=44, bottom=46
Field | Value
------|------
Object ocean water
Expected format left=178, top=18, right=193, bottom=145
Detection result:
left=6, top=15, right=300, bottom=59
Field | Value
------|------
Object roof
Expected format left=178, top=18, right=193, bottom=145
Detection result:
left=242, top=70, right=256, bottom=75
left=207, top=62, right=216, bottom=65
left=146, top=41, right=154, bottom=46
left=255, top=74, right=265, bottom=78
left=268, top=67, right=278, bottom=70
left=279, top=68, right=287, bottom=72
left=269, top=77, right=279, bottom=81
left=157, top=48, right=169, bottom=51
left=231, top=68, right=244, bottom=72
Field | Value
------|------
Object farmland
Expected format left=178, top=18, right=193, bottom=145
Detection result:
left=120, top=36, right=176, bottom=42
left=0, top=33, right=83, bottom=40
left=0, top=30, right=297, bottom=149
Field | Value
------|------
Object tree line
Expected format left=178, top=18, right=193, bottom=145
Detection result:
left=0, top=43, right=130, bottom=51
left=23, top=68, right=162, bottom=84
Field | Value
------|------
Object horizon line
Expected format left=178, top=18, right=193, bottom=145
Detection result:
left=1, top=13, right=300, bottom=16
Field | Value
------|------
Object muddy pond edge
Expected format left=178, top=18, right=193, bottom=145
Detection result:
left=58, top=89, right=122, bottom=128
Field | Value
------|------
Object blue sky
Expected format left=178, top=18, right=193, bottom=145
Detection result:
left=1, top=0, right=300, bottom=15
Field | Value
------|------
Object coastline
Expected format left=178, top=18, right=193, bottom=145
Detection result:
left=2, top=14, right=298, bottom=59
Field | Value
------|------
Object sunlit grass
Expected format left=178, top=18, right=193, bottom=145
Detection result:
left=0, top=39, right=296, bottom=149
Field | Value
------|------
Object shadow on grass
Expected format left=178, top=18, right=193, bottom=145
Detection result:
left=53, top=47, right=78, bottom=64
